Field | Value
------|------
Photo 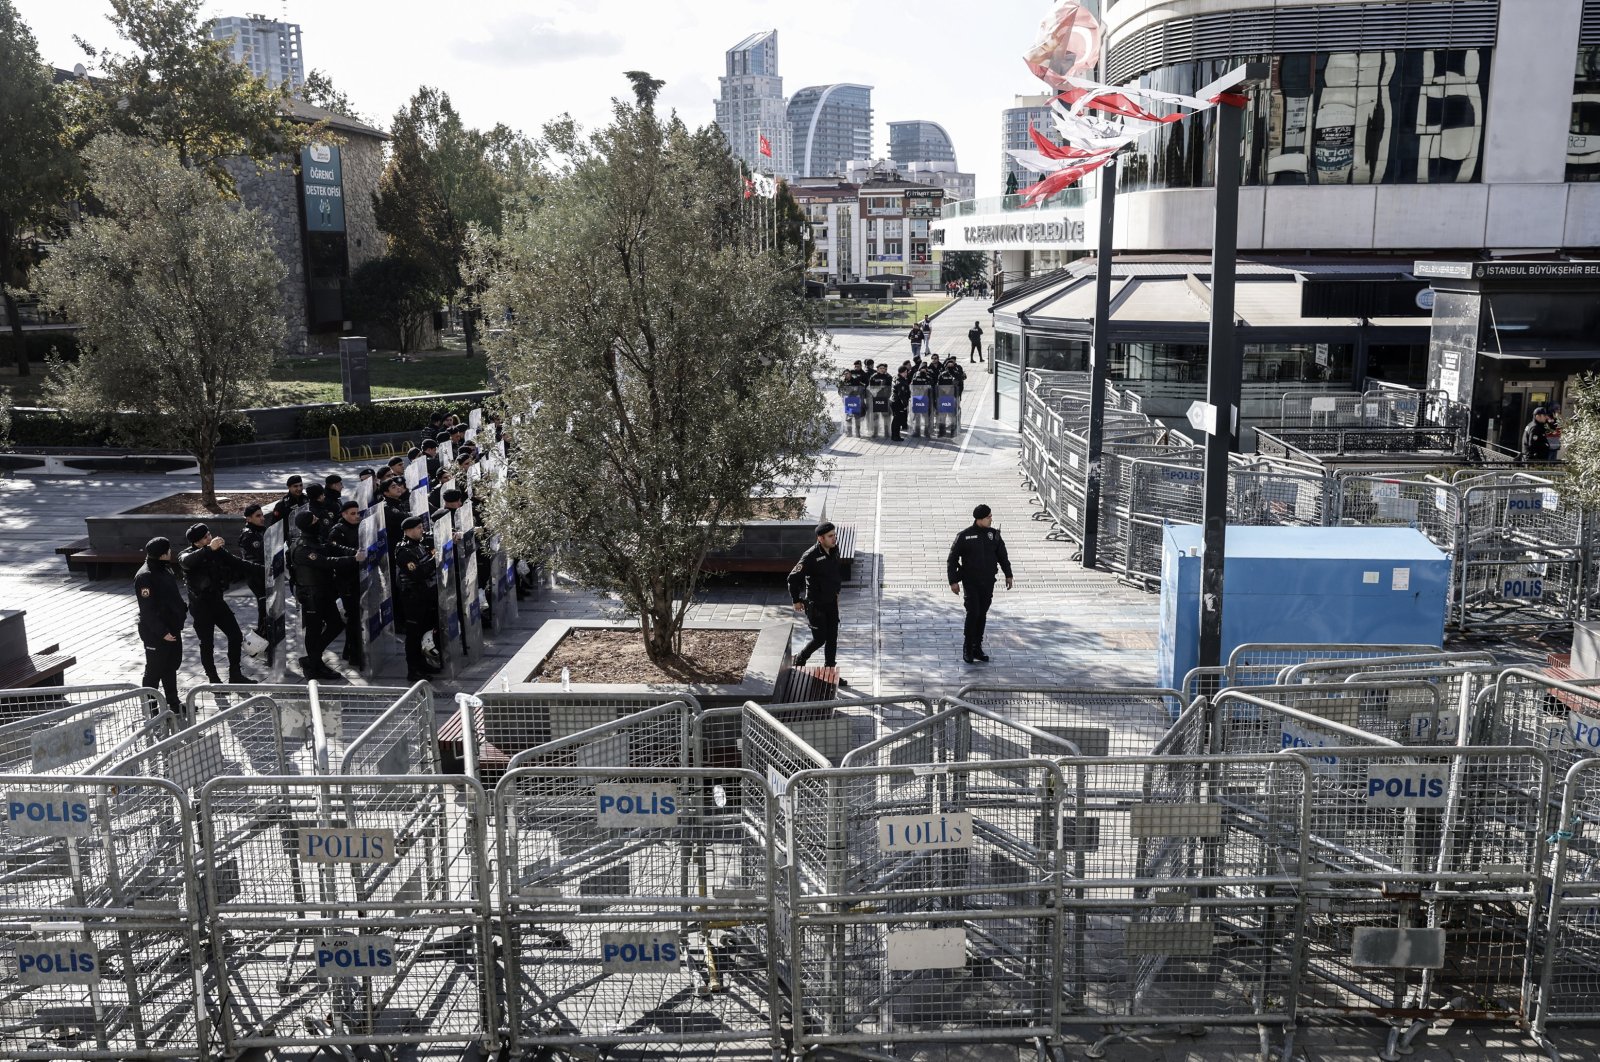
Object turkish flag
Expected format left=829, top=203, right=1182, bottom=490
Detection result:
left=1029, top=125, right=1112, bottom=161
left=744, top=176, right=754, bottom=199
left=759, top=133, right=772, bottom=157
left=1016, top=154, right=1113, bottom=207
left=1057, top=86, right=1183, bottom=124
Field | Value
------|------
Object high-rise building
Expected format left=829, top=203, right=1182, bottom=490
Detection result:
left=888, top=121, right=957, bottom=166
left=715, top=30, right=792, bottom=178
left=209, top=15, right=305, bottom=90
left=788, top=84, right=873, bottom=178
left=1000, top=93, right=1062, bottom=191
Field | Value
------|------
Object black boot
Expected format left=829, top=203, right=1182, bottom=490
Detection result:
left=228, top=670, right=257, bottom=684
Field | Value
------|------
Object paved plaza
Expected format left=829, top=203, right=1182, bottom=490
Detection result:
left=0, top=301, right=1584, bottom=1060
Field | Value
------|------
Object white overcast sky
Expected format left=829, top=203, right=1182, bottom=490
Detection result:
left=17, top=0, right=1060, bottom=199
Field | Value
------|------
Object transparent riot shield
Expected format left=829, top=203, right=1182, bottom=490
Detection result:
left=432, top=510, right=462, bottom=680
left=357, top=507, right=395, bottom=677
left=261, top=519, right=289, bottom=679
left=454, top=505, right=485, bottom=664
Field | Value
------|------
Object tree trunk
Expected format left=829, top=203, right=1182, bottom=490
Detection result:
left=463, top=306, right=476, bottom=357
left=642, top=594, right=677, bottom=663
left=198, top=447, right=220, bottom=513
left=1, top=221, right=28, bottom=378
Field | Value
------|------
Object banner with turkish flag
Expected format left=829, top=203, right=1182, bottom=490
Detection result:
left=759, top=133, right=772, bottom=157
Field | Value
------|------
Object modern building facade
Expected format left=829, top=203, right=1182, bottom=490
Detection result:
left=846, top=159, right=976, bottom=209
left=889, top=120, right=957, bottom=166
left=789, top=179, right=859, bottom=283
left=946, top=0, right=1600, bottom=447
left=788, top=84, right=873, bottom=178
left=209, top=15, right=304, bottom=90
left=715, top=31, right=793, bottom=178
left=1001, top=93, right=1063, bottom=190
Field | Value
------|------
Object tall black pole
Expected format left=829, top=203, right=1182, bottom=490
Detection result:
left=1080, top=156, right=1117, bottom=569
left=1197, top=96, right=1247, bottom=671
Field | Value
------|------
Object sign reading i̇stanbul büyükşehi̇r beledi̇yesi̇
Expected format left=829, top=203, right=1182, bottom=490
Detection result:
left=301, top=143, right=345, bottom=233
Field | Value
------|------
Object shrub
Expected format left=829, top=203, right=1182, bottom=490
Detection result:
left=6, top=408, right=254, bottom=448
left=295, top=397, right=482, bottom=439
left=0, top=332, right=81, bottom=364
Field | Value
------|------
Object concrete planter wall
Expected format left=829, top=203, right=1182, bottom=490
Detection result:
left=85, top=494, right=258, bottom=553
left=482, top=618, right=792, bottom=713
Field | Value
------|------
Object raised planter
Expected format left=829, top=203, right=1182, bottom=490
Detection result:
left=482, top=618, right=792, bottom=713
left=83, top=491, right=275, bottom=554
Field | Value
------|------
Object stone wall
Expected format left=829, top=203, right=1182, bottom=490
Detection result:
left=341, top=135, right=385, bottom=274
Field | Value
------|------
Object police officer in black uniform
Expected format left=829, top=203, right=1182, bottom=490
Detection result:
left=290, top=509, right=362, bottom=680
left=239, top=503, right=269, bottom=639
left=327, top=498, right=367, bottom=670
left=787, top=521, right=849, bottom=686
left=948, top=504, right=1013, bottom=664
left=134, top=537, right=187, bottom=715
left=393, top=515, right=442, bottom=682
left=178, top=522, right=262, bottom=685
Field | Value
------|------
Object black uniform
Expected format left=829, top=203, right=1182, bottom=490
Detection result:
left=178, top=542, right=262, bottom=683
left=787, top=542, right=844, bottom=669
left=890, top=372, right=910, bottom=441
left=290, top=535, right=359, bottom=673
left=238, top=523, right=268, bottom=631
left=394, top=536, right=440, bottom=677
left=327, top=517, right=367, bottom=668
left=947, top=523, right=1013, bottom=661
left=134, top=560, right=187, bottom=714
left=968, top=324, right=984, bottom=359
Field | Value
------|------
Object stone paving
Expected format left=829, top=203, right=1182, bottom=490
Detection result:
left=0, top=299, right=1583, bottom=1059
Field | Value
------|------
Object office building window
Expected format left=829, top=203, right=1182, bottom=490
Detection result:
left=1571, top=46, right=1600, bottom=181
left=1119, top=47, right=1491, bottom=191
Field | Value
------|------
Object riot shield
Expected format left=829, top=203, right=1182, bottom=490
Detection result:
left=432, top=510, right=462, bottom=679
left=454, top=505, right=485, bottom=663
left=261, top=519, right=289, bottom=678
left=357, top=507, right=395, bottom=676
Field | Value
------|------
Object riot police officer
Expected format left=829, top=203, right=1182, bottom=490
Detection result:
left=178, top=522, right=262, bottom=685
left=290, top=509, right=363, bottom=680
left=239, top=503, right=269, bottom=640
left=947, top=504, right=1014, bottom=664
left=327, top=499, right=367, bottom=670
left=394, top=515, right=442, bottom=682
left=134, top=537, right=187, bottom=715
left=910, top=359, right=938, bottom=438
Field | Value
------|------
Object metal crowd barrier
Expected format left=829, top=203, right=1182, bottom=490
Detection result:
left=0, top=687, right=172, bottom=777
left=201, top=774, right=496, bottom=1057
left=783, top=757, right=1066, bottom=1057
left=495, top=765, right=778, bottom=1056
left=954, top=684, right=1187, bottom=758
left=1537, top=758, right=1600, bottom=1038
left=0, top=774, right=206, bottom=1059
left=186, top=682, right=422, bottom=775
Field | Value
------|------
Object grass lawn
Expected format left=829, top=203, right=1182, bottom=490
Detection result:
left=262, top=348, right=491, bottom=405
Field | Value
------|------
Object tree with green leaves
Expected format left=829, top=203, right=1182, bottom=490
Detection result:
left=36, top=136, right=285, bottom=511
left=301, top=68, right=365, bottom=123
left=1554, top=373, right=1600, bottom=507
left=1, top=0, right=79, bottom=378
left=374, top=87, right=505, bottom=355
left=468, top=75, right=832, bottom=664
left=942, top=250, right=987, bottom=284
left=66, top=0, right=311, bottom=193
left=348, top=254, right=438, bottom=355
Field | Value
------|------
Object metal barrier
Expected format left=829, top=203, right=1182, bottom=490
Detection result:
left=504, top=698, right=697, bottom=771
left=783, top=758, right=1066, bottom=1057
left=1457, top=477, right=1582, bottom=629
left=1053, top=754, right=1310, bottom=1055
left=1536, top=757, right=1600, bottom=1039
left=337, top=682, right=437, bottom=775
left=1286, top=745, right=1549, bottom=1049
left=1474, top=669, right=1600, bottom=787
left=0, top=687, right=171, bottom=776
left=187, top=683, right=417, bottom=776
left=954, top=685, right=1187, bottom=757
left=496, top=766, right=779, bottom=1055
left=201, top=774, right=496, bottom=1057
left=0, top=683, right=136, bottom=720
left=108, top=695, right=292, bottom=789
left=1209, top=682, right=1446, bottom=751
left=1280, top=650, right=1497, bottom=686
left=1207, top=689, right=1404, bottom=759
left=0, top=774, right=206, bottom=1059
left=457, top=691, right=705, bottom=785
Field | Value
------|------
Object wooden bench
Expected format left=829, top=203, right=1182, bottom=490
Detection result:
left=703, top=524, right=857, bottom=581
left=774, top=664, right=840, bottom=703
left=436, top=702, right=513, bottom=783
left=63, top=545, right=146, bottom=581
left=0, top=644, right=76, bottom=689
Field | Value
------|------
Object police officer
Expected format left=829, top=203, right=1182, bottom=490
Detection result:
left=947, top=504, right=1013, bottom=664
left=178, top=523, right=262, bottom=685
left=787, top=522, right=849, bottom=686
left=867, top=362, right=894, bottom=439
left=393, top=515, right=442, bottom=682
left=910, top=358, right=938, bottom=438
left=238, top=503, right=273, bottom=661
left=890, top=365, right=910, bottom=442
left=327, top=499, right=367, bottom=670
left=290, top=509, right=363, bottom=680
left=423, top=439, right=442, bottom=484
left=324, top=474, right=345, bottom=511
left=134, top=537, right=187, bottom=715
left=271, top=475, right=307, bottom=532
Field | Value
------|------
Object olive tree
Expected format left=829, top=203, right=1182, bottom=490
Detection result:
left=469, top=78, right=831, bottom=663
left=36, top=135, right=284, bottom=511
left=1555, top=372, right=1600, bottom=508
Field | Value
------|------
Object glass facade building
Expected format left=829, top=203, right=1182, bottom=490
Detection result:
left=789, top=84, right=873, bottom=178
left=716, top=30, right=793, bottom=177
left=889, top=121, right=957, bottom=166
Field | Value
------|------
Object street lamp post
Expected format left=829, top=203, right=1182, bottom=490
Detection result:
left=1081, top=156, right=1118, bottom=569
left=1197, top=65, right=1268, bottom=671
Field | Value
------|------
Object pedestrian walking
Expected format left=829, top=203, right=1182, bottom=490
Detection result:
left=920, top=317, right=934, bottom=355
left=1523, top=406, right=1555, bottom=462
left=134, top=537, right=186, bottom=715
left=907, top=323, right=923, bottom=359
left=787, top=521, right=849, bottom=686
left=178, top=522, right=262, bottom=685
left=969, top=320, right=985, bottom=362
left=947, top=504, right=1013, bottom=664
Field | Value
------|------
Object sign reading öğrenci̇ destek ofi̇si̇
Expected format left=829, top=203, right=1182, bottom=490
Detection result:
left=301, top=143, right=345, bottom=233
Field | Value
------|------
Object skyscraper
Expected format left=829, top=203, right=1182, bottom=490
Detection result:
left=788, top=85, right=873, bottom=179
left=715, top=31, right=792, bottom=178
left=889, top=121, right=957, bottom=167
left=1001, top=94, right=1062, bottom=191
left=209, top=14, right=305, bottom=90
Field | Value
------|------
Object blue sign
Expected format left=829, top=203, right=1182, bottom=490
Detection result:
left=301, top=144, right=346, bottom=233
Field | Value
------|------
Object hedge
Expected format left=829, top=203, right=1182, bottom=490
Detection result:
left=0, top=332, right=80, bottom=364
left=7, top=409, right=256, bottom=449
left=296, top=397, right=481, bottom=439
